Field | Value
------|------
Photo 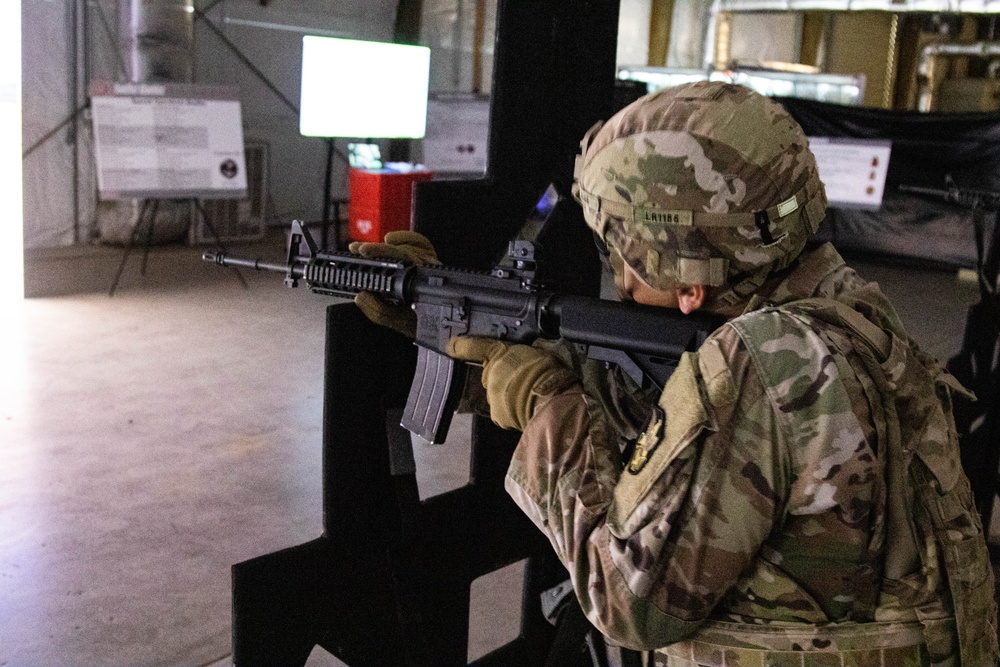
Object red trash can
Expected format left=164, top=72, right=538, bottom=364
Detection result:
left=348, top=167, right=433, bottom=243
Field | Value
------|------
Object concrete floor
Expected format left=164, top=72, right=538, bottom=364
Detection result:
left=0, top=245, right=989, bottom=666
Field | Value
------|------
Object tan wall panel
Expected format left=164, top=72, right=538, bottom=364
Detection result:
left=729, top=12, right=802, bottom=65
left=800, top=12, right=826, bottom=68
left=648, top=0, right=674, bottom=67
left=826, top=12, right=895, bottom=108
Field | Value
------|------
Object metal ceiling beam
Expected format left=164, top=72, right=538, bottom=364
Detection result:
left=719, top=0, right=1000, bottom=12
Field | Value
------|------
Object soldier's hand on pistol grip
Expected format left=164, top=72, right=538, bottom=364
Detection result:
left=447, top=337, right=578, bottom=432
left=349, top=231, right=439, bottom=338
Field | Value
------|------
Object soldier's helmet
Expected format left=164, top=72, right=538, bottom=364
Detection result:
left=573, top=81, right=827, bottom=306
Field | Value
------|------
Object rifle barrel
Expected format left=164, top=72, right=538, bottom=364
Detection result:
left=899, top=183, right=1000, bottom=210
left=898, top=185, right=942, bottom=197
left=202, top=251, right=291, bottom=274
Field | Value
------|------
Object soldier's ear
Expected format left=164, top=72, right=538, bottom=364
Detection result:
left=676, top=284, right=706, bottom=314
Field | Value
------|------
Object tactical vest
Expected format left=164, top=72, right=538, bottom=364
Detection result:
left=657, top=298, right=998, bottom=667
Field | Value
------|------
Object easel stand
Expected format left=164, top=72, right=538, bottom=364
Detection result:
left=108, top=197, right=249, bottom=296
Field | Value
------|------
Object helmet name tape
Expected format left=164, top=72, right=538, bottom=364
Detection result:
left=578, top=185, right=814, bottom=230
left=640, top=209, right=692, bottom=226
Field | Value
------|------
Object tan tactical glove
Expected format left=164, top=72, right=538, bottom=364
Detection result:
left=448, top=337, right=578, bottom=431
left=348, top=231, right=438, bottom=338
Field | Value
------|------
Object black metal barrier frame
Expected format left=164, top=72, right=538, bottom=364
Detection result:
left=232, top=307, right=566, bottom=665
left=230, top=2, right=622, bottom=665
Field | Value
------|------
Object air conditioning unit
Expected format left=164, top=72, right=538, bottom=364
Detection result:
left=192, top=141, right=269, bottom=243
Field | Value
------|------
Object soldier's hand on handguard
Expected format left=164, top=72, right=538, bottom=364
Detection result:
left=349, top=231, right=439, bottom=338
left=447, top=337, right=577, bottom=431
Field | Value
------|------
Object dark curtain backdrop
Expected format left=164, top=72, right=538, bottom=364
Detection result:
left=776, top=97, right=1000, bottom=269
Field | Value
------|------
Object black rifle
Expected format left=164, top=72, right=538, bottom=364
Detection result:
left=899, top=177, right=1000, bottom=298
left=899, top=180, right=1000, bottom=214
left=204, top=221, right=724, bottom=444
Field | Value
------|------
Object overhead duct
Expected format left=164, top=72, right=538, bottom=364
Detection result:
left=668, top=0, right=718, bottom=68
left=119, top=0, right=194, bottom=83
left=99, top=0, right=195, bottom=247
left=719, top=0, right=1000, bottom=11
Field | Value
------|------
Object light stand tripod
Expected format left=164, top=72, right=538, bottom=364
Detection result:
left=108, top=198, right=249, bottom=296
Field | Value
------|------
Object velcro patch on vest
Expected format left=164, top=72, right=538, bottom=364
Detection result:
left=627, top=405, right=665, bottom=474
left=608, top=352, right=708, bottom=534
left=776, top=195, right=799, bottom=218
left=698, top=338, right=737, bottom=407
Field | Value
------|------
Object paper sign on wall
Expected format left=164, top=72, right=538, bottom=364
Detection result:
left=90, top=81, right=247, bottom=201
left=808, top=137, right=892, bottom=210
left=422, top=94, right=490, bottom=175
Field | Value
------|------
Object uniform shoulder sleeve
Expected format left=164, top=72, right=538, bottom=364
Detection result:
left=506, top=324, right=788, bottom=649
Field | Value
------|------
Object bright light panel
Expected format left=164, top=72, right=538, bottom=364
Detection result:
left=299, top=36, right=430, bottom=139
left=0, top=0, right=22, bottom=302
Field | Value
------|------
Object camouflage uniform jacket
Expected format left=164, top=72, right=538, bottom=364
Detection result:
left=505, top=243, right=998, bottom=665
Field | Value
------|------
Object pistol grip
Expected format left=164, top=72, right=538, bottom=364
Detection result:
left=401, top=346, right=467, bottom=444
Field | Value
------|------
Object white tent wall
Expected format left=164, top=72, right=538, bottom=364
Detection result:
left=420, top=0, right=496, bottom=94
left=195, top=1, right=398, bottom=233
left=22, top=0, right=398, bottom=250
left=23, top=1, right=657, bottom=251
left=617, top=0, right=652, bottom=69
left=22, top=0, right=95, bottom=249
left=419, top=0, right=653, bottom=93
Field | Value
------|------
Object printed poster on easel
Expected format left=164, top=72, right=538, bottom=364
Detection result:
left=90, top=81, right=248, bottom=201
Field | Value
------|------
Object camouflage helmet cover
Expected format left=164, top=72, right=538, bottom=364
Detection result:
left=573, top=81, right=827, bottom=304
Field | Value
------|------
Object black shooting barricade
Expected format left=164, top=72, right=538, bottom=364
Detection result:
left=948, top=201, right=1000, bottom=533
left=230, top=2, right=619, bottom=665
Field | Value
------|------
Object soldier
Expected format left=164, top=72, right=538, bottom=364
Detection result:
left=353, top=81, right=998, bottom=666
